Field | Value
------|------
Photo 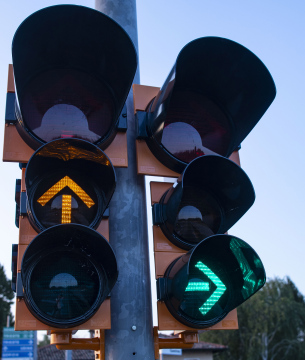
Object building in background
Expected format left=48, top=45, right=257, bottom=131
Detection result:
left=161, top=342, right=228, bottom=360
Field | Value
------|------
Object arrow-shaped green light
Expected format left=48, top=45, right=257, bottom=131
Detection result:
left=229, top=238, right=261, bottom=299
left=185, top=261, right=226, bottom=316
left=186, top=282, right=210, bottom=292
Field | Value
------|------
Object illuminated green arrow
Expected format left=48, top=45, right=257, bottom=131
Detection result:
left=185, top=261, right=226, bottom=315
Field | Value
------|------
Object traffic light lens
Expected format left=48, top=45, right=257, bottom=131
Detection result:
left=189, top=236, right=266, bottom=309
left=20, top=69, right=115, bottom=144
left=21, top=224, right=118, bottom=328
left=161, top=91, right=231, bottom=160
left=25, top=139, right=116, bottom=232
left=162, top=234, right=266, bottom=328
left=29, top=250, right=102, bottom=322
left=157, top=155, right=255, bottom=249
left=31, top=173, right=99, bottom=229
left=144, top=37, right=276, bottom=173
left=172, top=259, right=229, bottom=323
left=229, top=237, right=265, bottom=297
left=173, top=186, right=222, bottom=246
left=12, top=5, right=137, bottom=150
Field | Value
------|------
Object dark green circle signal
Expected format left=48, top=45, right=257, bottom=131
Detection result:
left=160, top=234, right=266, bottom=328
left=25, top=138, right=116, bottom=232
left=21, top=224, right=118, bottom=328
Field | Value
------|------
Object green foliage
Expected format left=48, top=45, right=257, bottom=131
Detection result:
left=0, top=265, right=15, bottom=357
left=38, top=334, right=50, bottom=348
left=200, top=277, right=305, bottom=360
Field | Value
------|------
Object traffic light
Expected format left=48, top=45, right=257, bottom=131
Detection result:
left=14, top=138, right=119, bottom=330
left=12, top=4, right=136, bottom=151
left=152, top=156, right=265, bottom=328
left=5, top=4, right=137, bottom=331
left=4, top=4, right=137, bottom=166
left=135, top=36, right=276, bottom=174
left=22, top=223, right=117, bottom=329
left=157, top=234, right=265, bottom=329
left=152, top=155, right=255, bottom=250
left=4, top=2, right=276, bottom=353
left=25, top=139, right=116, bottom=233
left=18, top=138, right=117, bottom=329
left=134, top=36, right=276, bottom=331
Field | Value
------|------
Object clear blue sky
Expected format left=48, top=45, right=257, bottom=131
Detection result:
left=0, top=0, right=304, bottom=311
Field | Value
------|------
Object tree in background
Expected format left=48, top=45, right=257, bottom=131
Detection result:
left=0, top=265, right=15, bottom=357
left=201, top=277, right=305, bottom=360
left=38, top=334, right=50, bottom=348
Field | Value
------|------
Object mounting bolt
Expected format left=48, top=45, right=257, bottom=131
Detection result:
left=131, top=325, right=137, bottom=331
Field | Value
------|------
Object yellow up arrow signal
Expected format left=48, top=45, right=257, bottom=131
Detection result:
left=37, top=176, right=95, bottom=224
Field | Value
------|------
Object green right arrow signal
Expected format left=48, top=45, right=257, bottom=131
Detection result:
left=186, top=261, right=226, bottom=315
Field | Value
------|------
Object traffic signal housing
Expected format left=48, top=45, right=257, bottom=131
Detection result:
left=136, top=36, right=276, bottom=174
left=12, top=4, right=136, bottom=151
left=4, top=4, right=137, bottom=167
left=15, top=138, right=118, bottom=330
left=6, top=4, right=138, bottom=332
left=149, top=155, right=265, bottom=330
left=157, top=234, right=265, bottom=329
left=153, top=155, right=255, bottom=250
left=21, top=224, right=117, bottom=329
left=25, top=139, right=116, bottom=232
left=134, top=37, right=275, bottom=331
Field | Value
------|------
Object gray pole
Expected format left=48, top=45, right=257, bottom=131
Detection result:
left=65, top=350, right=72, bottom=360
left=95, top=1, right=155, bottom=360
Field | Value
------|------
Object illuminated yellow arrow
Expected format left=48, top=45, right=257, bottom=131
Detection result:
left=37, top=176, right=95, bottom=224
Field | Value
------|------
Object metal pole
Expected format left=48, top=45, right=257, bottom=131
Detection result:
left=95, top=1, right=155, bottom=360
left=33, top=331, right=38, bottom=360
left=65, top=350, right=72, bottom=360
left=95, top=0, right=140, bottom=83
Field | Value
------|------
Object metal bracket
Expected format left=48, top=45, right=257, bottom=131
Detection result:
left=20, top=192, right=27, bottom=216
left=5, top=92, right=17, bottom=124
left=15, top=179, right=21, bottom=228
left=152, top=203, right=162, bottom=225
left=156, top=278, right=166, bottom=301
left=19, top=163, right=27, bottom=169
left=144, top=176, right=177, bottom=328
left=136, top=111, right=148, bottom=138
left=117, top=103, right=127, bottom=131
left=153, top=327, right=199, bottom=359
left=51, top=330, right=105, bottom=360
left=16, top=273, right=24, bottom=298
left=11, top=244, right=18, bottom=292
